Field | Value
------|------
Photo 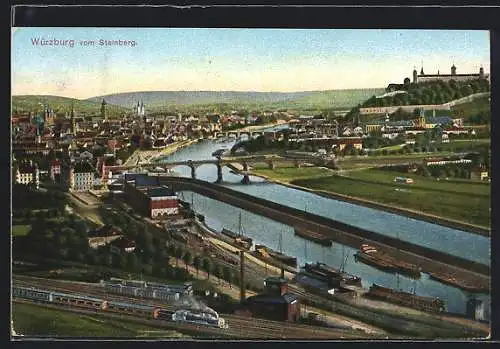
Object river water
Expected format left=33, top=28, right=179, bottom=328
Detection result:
left=156, top=134, right=491, bottom=319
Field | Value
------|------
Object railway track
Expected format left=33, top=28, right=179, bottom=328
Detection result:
left=12, top=275, right=361, bottom=339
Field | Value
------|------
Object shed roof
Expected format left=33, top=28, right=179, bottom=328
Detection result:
left=248, top=293, right=299, bottom=304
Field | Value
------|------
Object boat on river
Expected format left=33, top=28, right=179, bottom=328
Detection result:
left=254, top=244, right=297, bottom=268
left=354, top=244, right=421, bottom=279
left=304, top=262, right=362, bottom=287
left=365, top=283, right=445, bottom=313
left=427, top=272, right=489, bottom=294
left=220, top=212, right=253, bottom=250
left=294, top=228, right=332, bottom=247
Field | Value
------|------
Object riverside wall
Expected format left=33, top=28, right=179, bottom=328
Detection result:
left=160, top=177, right=490, bottom=281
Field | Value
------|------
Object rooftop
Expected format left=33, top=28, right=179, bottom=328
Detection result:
left=146, top=186, right=176, bottom=198
left=248, top=293, right=299, bottom=304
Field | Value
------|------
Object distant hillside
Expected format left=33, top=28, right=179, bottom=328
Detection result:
left=86, top=91, right=311, bottom=108
left=281, top=88, right=384, bottom=110
left=86, top=89, right=385, bottom=111
left=11, top=95, right=129, bottom=118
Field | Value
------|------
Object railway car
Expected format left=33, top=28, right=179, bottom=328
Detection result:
left=107, top=300, right=160, bottom=318
left=51, top=292, right=108, bottom=310
left=12, top=286, right=53, bottom=303
left=108, top=278, right=148, bottom=288
left=102, top=281, right=181, bottom=301
left=172, top=310, right=227, bottom=329
left=156, top=309, right=175, bottom=321
left=151, top=288, right=180, bottom=301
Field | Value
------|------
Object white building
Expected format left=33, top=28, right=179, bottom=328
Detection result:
left=16, top=162, right=39, bottom=189
left=70, top=161, right=95, bottom=192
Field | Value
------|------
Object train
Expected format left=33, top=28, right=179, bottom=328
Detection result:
left=105, top=278, right=193, bottom=296
left=12, top=286, right=228, bottom=329
left=102, top=282, right=181, bottom=301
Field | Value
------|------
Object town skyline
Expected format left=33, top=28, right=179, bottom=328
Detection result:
left=12, top=28, right=490, bottom=99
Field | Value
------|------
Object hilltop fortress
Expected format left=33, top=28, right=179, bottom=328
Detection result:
left=386, top=64, right=489, bottom=92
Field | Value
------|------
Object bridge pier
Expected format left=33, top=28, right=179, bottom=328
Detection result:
left=188, top=161, right=196, bottom=179
left=215, top=162, right=223, bottom=183
left=241, top=174, right=250, bottom=184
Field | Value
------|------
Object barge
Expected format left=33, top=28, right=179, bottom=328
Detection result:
left=365, top=283, right=445, bottom=313
left=294, top=228, right=332, bottom=247
left=354, top=244, right=421, bottom=279
left=304, top=262, right=362, bottom=287
left=220, top=228, right=253, bottom=250
left=254, top=244, right=297, bottom=268
left=427, top=272, right=490, bottom=294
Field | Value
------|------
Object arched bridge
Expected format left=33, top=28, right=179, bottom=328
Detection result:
left=103, top=155, right=321, bottom=184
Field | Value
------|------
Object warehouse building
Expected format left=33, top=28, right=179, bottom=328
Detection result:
left=124, top=173, right=179, bottom=219
left=243, top=277, right=300, bottom=322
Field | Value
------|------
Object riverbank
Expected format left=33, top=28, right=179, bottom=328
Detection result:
left=249, top=170, right=490, bottom=237
left=124, top=139, right=201, bottom=166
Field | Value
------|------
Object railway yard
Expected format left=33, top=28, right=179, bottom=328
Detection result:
left=12, top=188, right=490, bottom=339
left=12, top=276, right=370, bottom=339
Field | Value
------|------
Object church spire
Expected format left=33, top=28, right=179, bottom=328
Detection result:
left=71, top=101, right=76, bottom=136
left=101, top=99, right=107, bottom=121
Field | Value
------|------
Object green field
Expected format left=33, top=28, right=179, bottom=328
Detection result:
left=253, top=167, right=333, bottom=182
left=11, top=225, right=31, bottom=237
left=12, top=302, right=186, bottom=338
left=253, top=167, right=490, bottom=228
left=438, top=138, right=490, bottom=152
left=346, top=169, right=490, bottom=197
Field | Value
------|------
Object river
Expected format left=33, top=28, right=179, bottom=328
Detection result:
left=156, top=134, right=491, bottom=319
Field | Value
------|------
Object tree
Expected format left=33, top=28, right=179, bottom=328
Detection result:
left=213, top=264, right=223, bottom=284
left=182, top=251, right=193, bottom=271
left=126, top=253, right=139, bottom=272
left=174, top=246, right=184, bottom=268
left=142, top=263, right=153, bottom=276
left=100, top=253, right=113, bottom=268
left=202, top=258, right=212, bottom=280
left=222, top=266, right=233, bottom=288
left=193, top=255, right=202, bottom=278
left=86, top=250, right=98, bottom=265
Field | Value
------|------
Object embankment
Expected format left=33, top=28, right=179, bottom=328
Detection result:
left=254, top=172, right=490, bottom=237
left=160, top=177, right=489, bottom=286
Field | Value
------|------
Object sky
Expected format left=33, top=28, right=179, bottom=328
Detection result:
left=11, top=28, right=490, bottom=99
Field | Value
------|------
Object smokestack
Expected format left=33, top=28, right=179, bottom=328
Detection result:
left=240, top=250, right=246, bottom=303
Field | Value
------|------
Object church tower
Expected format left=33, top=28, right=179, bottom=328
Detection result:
left=101, top=99, right=107, bottom=121
left=70, top=102, right=76, bottom=136
left=413, top=67, right=418, bottom=84
left=479, top=66, right=484, bottom=78
left=136, top=100, right=145, bottom=119
left=451, top=64, right=457, bottom=75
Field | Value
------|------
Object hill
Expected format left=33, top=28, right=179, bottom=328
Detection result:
left=11, top=95, right=129, bottom=118
left=278, top=88, right=384, bottom=110
left=451, top=95, right=491, bottom=124
left=86, top=89, right=385, bottom=111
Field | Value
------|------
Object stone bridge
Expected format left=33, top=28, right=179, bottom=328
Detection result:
left=214, top=130, right=280, bottom=139
left=103, top=155, right=319, bottom=184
